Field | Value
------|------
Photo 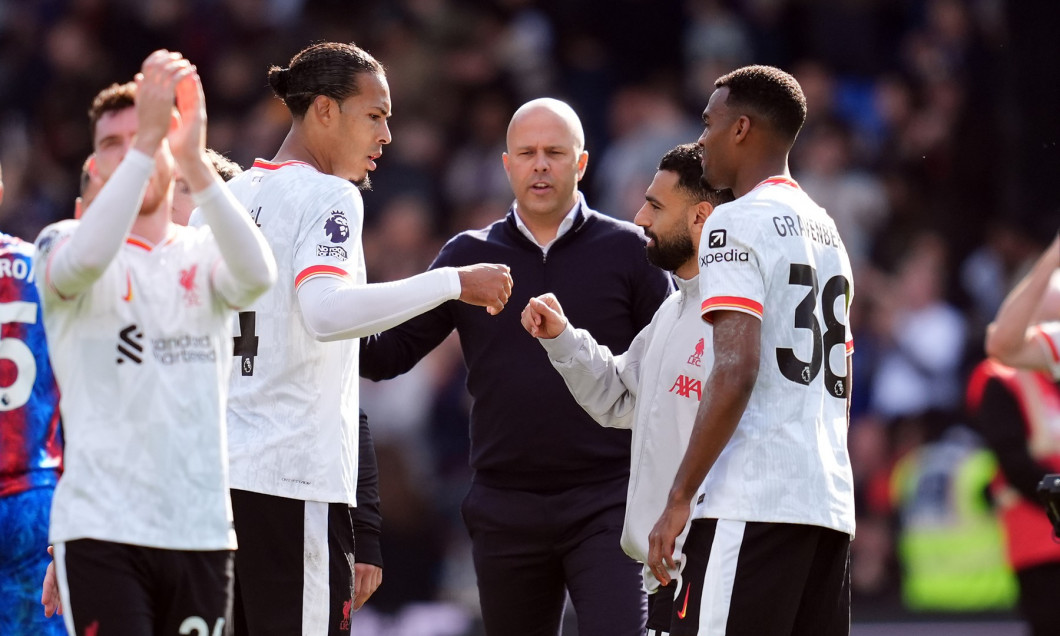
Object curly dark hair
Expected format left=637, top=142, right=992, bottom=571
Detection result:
left=715, top=65, right=807, bottom=143
left=657, top=143, right=734, bottom=207
left=268, top=41, right=385, bottom=118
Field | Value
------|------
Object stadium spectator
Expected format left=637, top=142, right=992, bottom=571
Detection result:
left=968, top=357, right=1060, bottom=635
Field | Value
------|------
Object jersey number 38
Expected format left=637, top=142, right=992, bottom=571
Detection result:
left=776, top=263, right=850, bottom=398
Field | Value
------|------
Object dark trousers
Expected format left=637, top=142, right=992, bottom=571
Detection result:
left=230, top=489, right=355, bottom=636
left=462, top=476, right=646, bottom=636
left=673, top=519, right=850, bottom=636
left=1017, top=562, right=1060, bottom=636
left=58, top=539, right=233, bottom=636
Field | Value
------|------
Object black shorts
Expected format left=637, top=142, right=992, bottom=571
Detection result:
left=230, top=489, right=356, bottom=636
left=671, top=519, right=850, bottom=636
left=54, top=539, right=233, bottom=636
left=648, top=580, right=677, bottom=636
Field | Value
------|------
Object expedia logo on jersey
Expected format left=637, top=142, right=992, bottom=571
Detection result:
left=316, top=244, right=348, bottom=261
left=700, top=249, right=749, bottom=267
left=700, top=229, right=749, bottom=267
left=152, top=333, right=217, bottom=365
left=116, top=324, right=144, bottom=364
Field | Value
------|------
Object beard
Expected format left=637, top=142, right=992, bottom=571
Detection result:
left=646, top=227, right=695, bottom=272
left=353, top=174, right=372, bottom=191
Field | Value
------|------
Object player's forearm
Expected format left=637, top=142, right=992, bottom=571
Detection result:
left=298, top=268, right=460, bottom=342
left=50, top=150, right=154, bottom=296
left=986, top=234, right=1060, bottom=360
left=542, top=325, right=638, bottom=429
left=196, top=181, right=277, bottom=307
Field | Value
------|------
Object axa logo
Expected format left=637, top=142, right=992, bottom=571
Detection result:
left=708, top=229, right=726, bottom=248
left=180, top=265, right=200, bottom=307
left=669, top=374, right=702, bottom=400
left=117, top=324, right=144, bottom=365
left=688, top=338, right=704, bottom=366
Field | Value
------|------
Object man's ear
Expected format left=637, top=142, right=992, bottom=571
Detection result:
left=690, top=200, right=713, bottom=245
left=733, top=115, right=751, bottom=144
left=311, top=95, right=336, bottom=125
left=575, top=150, right=589, bottom=181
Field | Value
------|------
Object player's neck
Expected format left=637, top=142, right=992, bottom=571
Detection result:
left=272, top=129, right=323, bottom=173
left=130, top=199, right=172, bottom=245
left=732, top=156, right=790, bottom=199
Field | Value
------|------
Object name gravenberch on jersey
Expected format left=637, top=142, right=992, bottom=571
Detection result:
left=773, top=213, right=842, bottom=248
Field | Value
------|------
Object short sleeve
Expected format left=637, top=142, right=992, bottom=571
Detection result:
left=292, top=186, right=363, bottom=290
left=697, top=209, right=765, bottom=323
left=1034, top=322, right=1060, bottom=380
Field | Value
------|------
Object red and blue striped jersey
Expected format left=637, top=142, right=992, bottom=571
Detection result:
left=0, top=233, right=61, bottom=496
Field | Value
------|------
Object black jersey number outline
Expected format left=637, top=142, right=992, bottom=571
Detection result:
left=232, top=311, right=258, bottom=376
left=775, top=263, right=850, bottom=397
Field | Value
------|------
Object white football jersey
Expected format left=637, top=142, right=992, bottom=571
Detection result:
left=1036, top=322, right=1060, bottom=380
left=221, top=160, right=365, bottom=505
left=694, top=177, right=856, bottom=536
left=36, top=221, right=237, bottom=550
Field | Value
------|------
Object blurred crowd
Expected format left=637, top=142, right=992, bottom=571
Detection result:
left=2, top=0, right=1059, bottom=631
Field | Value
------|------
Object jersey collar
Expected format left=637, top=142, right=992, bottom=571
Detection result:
left=252, top=159, right=315, bottom=171
left=750, top=176, right=801, bottom=192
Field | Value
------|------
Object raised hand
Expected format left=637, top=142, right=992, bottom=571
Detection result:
left=133, top=50, right=193, bottom=157
left=520, top=293, right=568, bottom=339
left=456, top=263, right=513, bottom=315
left=168, top=70, right=207, bottom=168
left=168, top=69, right=218, bottom=193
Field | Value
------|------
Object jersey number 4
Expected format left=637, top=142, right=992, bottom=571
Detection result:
left=776, top=263, right=850, bottom=398
left=232, top=311, right=258, bottom=376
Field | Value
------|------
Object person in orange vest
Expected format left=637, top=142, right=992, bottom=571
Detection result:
left=967, top=357, right=1060, bottom=636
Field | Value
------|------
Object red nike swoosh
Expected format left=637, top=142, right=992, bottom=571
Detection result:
left=677, top=582, right=691, bottom=619
left=122, top=271, right=133, bottom=302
